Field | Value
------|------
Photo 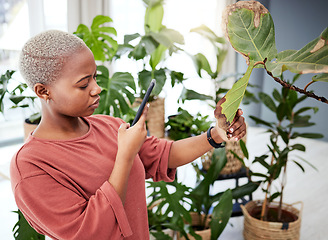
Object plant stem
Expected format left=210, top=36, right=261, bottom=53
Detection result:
left=264, top=66, right=328, bottom=104
left=278, top=167, right=286, bottom=221
left=304, top=80, right=315, bottom=92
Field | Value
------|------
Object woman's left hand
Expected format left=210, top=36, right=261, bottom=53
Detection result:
left=214, top=109, right=246, bottom=142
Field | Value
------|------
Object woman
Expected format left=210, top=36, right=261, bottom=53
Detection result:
left=10, top=30, right=246, bottom=240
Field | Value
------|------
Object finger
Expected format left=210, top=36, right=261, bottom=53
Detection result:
left=228, top=109, right=243, bottom=133
left=231, top=128, right=247, bottom=141
left=119, top=123, right=130, bottom=131
left=136, top=103, right=149, bottom=126
left=227, top=123, right=246, bottom=140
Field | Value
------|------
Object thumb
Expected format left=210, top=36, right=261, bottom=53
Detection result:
left=119, top=122, right=130, bottom=131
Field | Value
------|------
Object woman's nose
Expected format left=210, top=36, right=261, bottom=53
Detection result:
left=90, top=82, right=102, bottom=96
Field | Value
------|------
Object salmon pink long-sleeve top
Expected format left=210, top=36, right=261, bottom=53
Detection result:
left=10, top=115, right=176, bottom=240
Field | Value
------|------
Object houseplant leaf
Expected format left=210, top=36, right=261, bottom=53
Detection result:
left=214, top=62, right=255, bottom=130
left=312, top=73, right=328, bottom=82
left=12, top=210, right=45, bottom=240
left=179, top=87, right=213, bottom=103
left=191, top=24, right=226, bottom=45
left=210, top=189, right=233, bottom=240
left=190, top=148, right=227, bottom=213
left=95, top=66, right=136, bottom=117
left=267, top=27, right=328, bottom=77
left=74, top=15, right=117, bottom=62
left=0, top=70, right=15, bottom=113
left=138, top=69, right=166, bottom=96
left=222, top=1, right=277, bottom=64
left=144, top=0, right=164, bottom=33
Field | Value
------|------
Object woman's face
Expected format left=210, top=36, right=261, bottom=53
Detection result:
left=47, top=46, right=101, bottom=118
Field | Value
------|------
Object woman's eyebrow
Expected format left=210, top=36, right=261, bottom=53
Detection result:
left=75, top=75, right=92, bottom=84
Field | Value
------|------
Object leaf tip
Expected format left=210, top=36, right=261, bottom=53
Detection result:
left=214, top=97, right=231, bottom=131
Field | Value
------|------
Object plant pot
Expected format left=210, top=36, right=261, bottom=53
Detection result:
left=201, top=149, right=214, bottom=171
left=241, top=200, right=303, bottom=240
left=220, top=133, right=247, bottom=175
left=23, top=118, right=38, bottom=141
left=177, top=212, right=211, bottom=240
left=147, top=97, right=165, bottom=138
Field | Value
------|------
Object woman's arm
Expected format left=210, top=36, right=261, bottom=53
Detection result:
left=168, top=109, right=246, bottom=168
left=109, top=105, right=149, bottom=203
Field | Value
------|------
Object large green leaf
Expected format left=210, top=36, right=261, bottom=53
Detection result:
left=144, top=0, right=164, bottom=33
left=267, top=27, right=328, bottom=77
left=13, top=210, right=45, bottom=240
left=190, top=148, right=227, bottom=213
left=138, top=69, right=166, bottom=96
left=222, top=1, right=277, bottom=64
left=210, top=189, right=233, bottom=240
left=95, top=66, right=136, bottom=117
left=74, top=15, right=117, bottom=62
left=147, top=180, right=192, bottom=224
left=215, top=62, right=255, bottom=129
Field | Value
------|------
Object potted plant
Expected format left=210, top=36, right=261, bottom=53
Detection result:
left=74, top=15, right=137, bottom=120
left=0, top=70, right=41, bottom=140
left=235, top=76, right=323, bottom=239
left=165, top=107, right=211, bottom=141
left=215, top=1, right=327, bottom=239
left=147, top=147, right=260, bottom=240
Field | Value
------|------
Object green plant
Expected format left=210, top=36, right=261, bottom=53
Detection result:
left=0, top=70, right=40, bottom=123
left=234, top=74, right=323, bottom=222
left=215, top=1, right=328, bottom=131
left=74, top=15, right=137, bottom=119
left=116, top=0, right=185, bottom=100
left=147, top=148, right=259, bottom=240
left=12, top=209, right=44, bottom=240
left=165, top=108, right=211, bottom=141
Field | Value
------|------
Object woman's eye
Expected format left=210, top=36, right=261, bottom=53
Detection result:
left=93, top=74, right=97, bottom=80
left=80, top=84, right=88, bottom=89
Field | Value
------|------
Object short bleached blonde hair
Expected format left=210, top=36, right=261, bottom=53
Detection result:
left=19, top=30, right=87, bottom=89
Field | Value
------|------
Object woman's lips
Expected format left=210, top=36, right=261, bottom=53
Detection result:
left=90, top=97, right=100, bottom=109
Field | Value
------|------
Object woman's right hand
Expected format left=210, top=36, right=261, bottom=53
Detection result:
left=117, top=104, right=149, bottom=162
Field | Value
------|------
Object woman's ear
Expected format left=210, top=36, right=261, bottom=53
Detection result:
left=34, top=83, right=50, bottom=101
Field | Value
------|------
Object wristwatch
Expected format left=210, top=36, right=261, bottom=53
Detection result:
left=207, top=126, right=225, bottom=148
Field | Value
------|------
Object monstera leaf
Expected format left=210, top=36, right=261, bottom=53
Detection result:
left=74, top=15, right=118, bottom=62
left=95, top=65, right=136, bottom=117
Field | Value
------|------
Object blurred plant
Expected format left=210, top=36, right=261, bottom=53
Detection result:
left=147, top=148, right=259, bottom=239
left=0, top=70, right=40, bottom=123
left=74, top=15, right=136, bottom=118
left=235, top=74, right=323, bottom=222
left=165, top=108, right=211, bottom=141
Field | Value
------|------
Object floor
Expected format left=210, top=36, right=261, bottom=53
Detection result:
left=1, top=127, right=328, bottom=239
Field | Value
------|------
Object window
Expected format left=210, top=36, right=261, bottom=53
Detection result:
left=0, top=0, right=67, bottom=144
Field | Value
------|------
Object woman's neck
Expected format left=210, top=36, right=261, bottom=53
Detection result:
left=32, top=114, right=89, bottom=140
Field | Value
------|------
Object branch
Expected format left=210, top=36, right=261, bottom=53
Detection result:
left=257, top=62, right=328, bottom=104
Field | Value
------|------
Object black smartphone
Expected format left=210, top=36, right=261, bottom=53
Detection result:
left=131, top=79, right=156, bottom=126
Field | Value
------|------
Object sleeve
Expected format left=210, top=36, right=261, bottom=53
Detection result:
left=13, top=174, right=133, bottom=240
left=138, top=136, right=176, bottom=182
